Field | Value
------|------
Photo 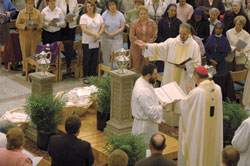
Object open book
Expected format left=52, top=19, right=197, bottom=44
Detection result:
left=22, top=149, right=43, bottom=166
left=168, top=57, right=192, bottom=66
left=154, top=82, right=186, bottom=104
left=24, top=21, right=42, bottom=26
left=235, top=39, right=248, bottom=49
left=65, top=13, right=76, bottom=19
left=52, top=18, right=60, bottom=22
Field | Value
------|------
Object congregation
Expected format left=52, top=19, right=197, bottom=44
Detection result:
left=0, top=0, right=250, bottom=165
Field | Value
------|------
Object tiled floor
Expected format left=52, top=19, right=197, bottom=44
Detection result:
left=0, top=64, right=85, bottom=116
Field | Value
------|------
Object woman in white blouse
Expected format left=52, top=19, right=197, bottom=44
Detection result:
left=226, top=15, right=250, bottom=71
left=41, top=0, right=65, bottom=44
left=80, top=0, right=104, bottom=84
left=56, top=0, right=79, bottom=41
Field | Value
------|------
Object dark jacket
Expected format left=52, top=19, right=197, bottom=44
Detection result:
left=198, top=0, right=225, bottom=15
left=157, top=4, right=182, bottom=43
left=135, top=154, right=176, bottom=166
left=223, top=10, right=250, bottom=33
left=48, top=134, right=94, bottom=166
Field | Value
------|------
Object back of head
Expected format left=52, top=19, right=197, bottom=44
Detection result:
left=108, top=149, right=128, bottom=166
left=222, top=145, right=240, bottom=166
left=150, top=133, right=166, bottom=151
left=141, top=63, right=157, bottom=76
left=194, top=66, right=209, bottom=79
left=65, top=115, right=81, bottom=135
left=6, top=127, right=24, bottom=150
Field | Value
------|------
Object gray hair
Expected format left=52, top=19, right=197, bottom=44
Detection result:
left=209, top=8, right=220, bottom=16
left=232, top=0, right=242, bottom=6
left=234, top=15, right=246, bottom=26
left=180, top=23, right=192, bottom=33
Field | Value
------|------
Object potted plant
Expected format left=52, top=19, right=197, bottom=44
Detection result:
left=223, top=99, right=249, bottom=145
left=103, top=130, right=147, bottom=166
left=87, top=75, right=111, bottom=131
left=25, top=93, right=66, bottom=150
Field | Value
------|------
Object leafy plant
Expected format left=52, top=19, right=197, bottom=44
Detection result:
left=223, top=99, right=249, bottom=142
left=24, top=93, right=66, bottom=133
left=87, top=75, right=111, bottom=113
left=103, top=130, right=147, bottom=166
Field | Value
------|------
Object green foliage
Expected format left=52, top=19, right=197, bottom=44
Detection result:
left=24, top=93, right=66, bottom=133
left=223, top=99, right=249, bottom=141
left=87, top=75, right=111, bottom=113
left=103, top=130, right=147, bottom=166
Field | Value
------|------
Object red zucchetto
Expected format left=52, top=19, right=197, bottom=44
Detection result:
left=195, top=66, right=208, bottom=75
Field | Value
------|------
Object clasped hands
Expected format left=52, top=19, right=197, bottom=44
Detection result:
left=0, top=11, right=10, bottom=17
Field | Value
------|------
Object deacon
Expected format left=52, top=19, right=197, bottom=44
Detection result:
left=178, top=66, right=223, bottom=166
left=131, top=63, right=167, bottom=143
left=136, top=23, right=201, bottom=126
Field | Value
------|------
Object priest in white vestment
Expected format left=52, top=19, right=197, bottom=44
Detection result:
left=131, top=63, right=167, bottom=143
left=242, top=62, right=250, bottom=109
left=178, top=66, right=223, bottom=166
left=136, top=23, right=201, bottom=126
left=232, top=117, right=250, bottom=166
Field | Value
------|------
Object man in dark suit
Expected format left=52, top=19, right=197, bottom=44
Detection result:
left=48, top=115, right=94, bottom=166
left=135, top=133, right=176, bottom=166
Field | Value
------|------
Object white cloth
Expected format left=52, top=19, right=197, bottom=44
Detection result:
left=131, top=77, right=163, bottom=143
left=41, top=6, right=65, bottom=32
left=232, top=117, right=250, bottom=166
left=242, top=70, right=250, bottom=107
left=80, top=13, right=103, bottom=44
left=226, top=28, right=250, bottom=65
left=101, top=37, right=123, bottom=63
left=143, top=36, right=201, bottom=126
left=0, top=132, right=6, bottom=148
left=178, top=80, right=223, bottom=166
left=145, top=0, right=168, bottom=23
left=55, top=0, right=79, bottom=28
left=176, top=3, right=193, bottom=23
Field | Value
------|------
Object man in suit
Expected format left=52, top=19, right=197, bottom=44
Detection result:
left=48, top=115, right=94, bottom=166
left=135, top=133, right=176, bottom=166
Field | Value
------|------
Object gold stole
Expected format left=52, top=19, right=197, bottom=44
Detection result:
left=202, top=81, right=219, bottom=166
left=172, top=43, right=190, bottom=84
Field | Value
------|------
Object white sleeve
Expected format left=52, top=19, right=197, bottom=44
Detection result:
left=137, top=95, right=163, bottom=124
left=232, top=120, right=250, bottom=153
left=143, top=40, right=169, bottom=61
left=79, top=15, right=87, bottom=25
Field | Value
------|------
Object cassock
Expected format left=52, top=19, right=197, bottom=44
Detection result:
left=232, top=117, right=250, bottom=166
left=143, top=36, right=201, bottom=126
left=242, top=68, right=250, bottom=107
left=178, top=80, right=223, bottom=166
left=131, top=77, right=163, bottom=143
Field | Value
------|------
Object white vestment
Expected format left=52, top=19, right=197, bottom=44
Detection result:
left=131, top=77, right=163, bottom=143
left=232, top=117, right=250, bottom=166
left=242, top=69, right=250, bottom=107
left=144, top=36, right=201, bottom=126
left=178, top=80, right=223, bottom=166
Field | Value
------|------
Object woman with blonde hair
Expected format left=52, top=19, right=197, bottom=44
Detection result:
left=130, top=6, right=157, bottom=73
left=0, top=127, right=32, bottom=166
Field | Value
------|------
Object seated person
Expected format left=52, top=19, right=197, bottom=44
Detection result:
left=0, top=120, right=14, bottom=148
left=48, top=115, right=94, bottom=166
left=222, top=145, right=240, bottom=166
left=108, top=149, right=128, bottom=166
left=135, top=133, right=176, bottom=166
left=0, top=127, right=32, bottom=166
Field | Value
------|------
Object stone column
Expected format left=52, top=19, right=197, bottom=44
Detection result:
left=104, top=70, right=136, bottom=136
left=29, top=72, right=56, bottom=94
left=25, top=72, right=55, bottom=142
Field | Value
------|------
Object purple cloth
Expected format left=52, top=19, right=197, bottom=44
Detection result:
left=205, top=29, right=231, bottom=72
left=35, top=41, right=60, bottom=63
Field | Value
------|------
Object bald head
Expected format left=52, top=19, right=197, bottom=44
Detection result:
left=222, top=146, right=240, bottom=166
left=150, top=133, right=166, bottom=151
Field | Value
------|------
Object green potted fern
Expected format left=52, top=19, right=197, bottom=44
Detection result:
left=25, top=93, right=66, bottom=150
left=103, top=130, right=147, bottom=166
left=223, top=99, right=249, bottom=145
left=87, top=75, right=111, bottom=131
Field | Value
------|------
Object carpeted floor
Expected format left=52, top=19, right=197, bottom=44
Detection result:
left=23, top=123, right=178, bottom=165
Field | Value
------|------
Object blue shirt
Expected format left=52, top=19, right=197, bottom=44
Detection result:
left=1, top=0, right=16, bottom=23
left=102, top=10, right=125, bottom=40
